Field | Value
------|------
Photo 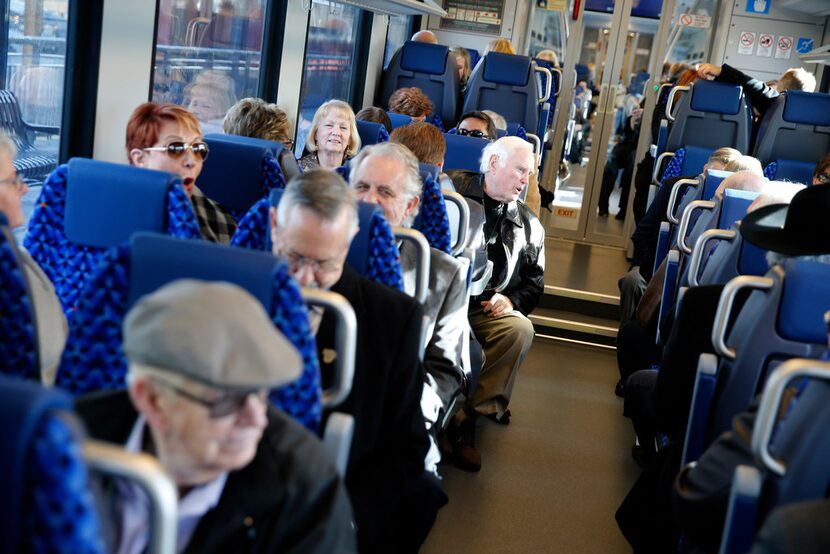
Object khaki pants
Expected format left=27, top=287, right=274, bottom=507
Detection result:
left=465, top=305, right=535, bottom=418
left=524, top=173, right=542, bottom=218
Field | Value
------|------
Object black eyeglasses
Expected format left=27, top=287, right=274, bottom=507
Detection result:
left=0, top=174, right=26, bottom=192
left=816, top=172, right=830, bottom=185
left=143, top=141, right=210, bottom=161
left=456, top=128, right=487, bottom=139
left=155, top=378, right=267, bottom=418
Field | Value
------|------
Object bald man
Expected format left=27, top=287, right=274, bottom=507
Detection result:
left=411, top=30, right=438, bottom=44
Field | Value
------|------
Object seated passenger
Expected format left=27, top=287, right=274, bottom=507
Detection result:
left=390, top=121, right=446, bottom=170
left=268, top=170, right=446, bottom=552
left=812, top=153, right=830, bottom=186
left=449, top=46, right=472, bottom=92
left=350, top=141, right=467, bottom=418
left=485, top=38, right=516, bottom=55
left=356, top=106, right=392, bottom=134
left=126, top=102, right=237, bottom=244
left=536, top=49, right=560, bottom=67
left=388, top=86, right=434, bottom=124
left=455, top=110, right=497, bottom=140
left=0, top=131, right=66, bottom=385
left=75, top=279, right=356, bottom=553
left=483, top=109, right=507, bottom=132
left=298, top=100, right=360, bottom=172
left=446, top=136, right=544, bottom=470
left=411, top=30, right=438, bottom=44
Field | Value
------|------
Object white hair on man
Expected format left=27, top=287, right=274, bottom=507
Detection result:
left=747, top=181, right=806, bottom=213
left=479, top=135, right=535, bottom=175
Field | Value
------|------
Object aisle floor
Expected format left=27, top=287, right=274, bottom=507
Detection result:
left=422, top=339, right=639, bottom=553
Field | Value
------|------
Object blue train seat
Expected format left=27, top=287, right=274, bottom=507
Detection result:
left=683, top=259, right=830, bottom=464
left=0, top=375, right=105, bottom=553
left=763, top=159, right=816, bottom=184
left=23, top=158, right=201, bottom=313
left=56, top=232, right=323, bottom=432
left=443, top=132, right=488, bottom=172
left=356, top=119, right=390, bottom=147
left=691, top=222, right=769, bottom=288
left=232, top=191, right=403, bottom=291
left=380, top=41, right=460, bottom=129
left=664, top=80, right=751, bottom=153
left=414, top=163, right=452, bottom=254
left=0, top=214, right=38, bottom=381
left=466, top=48, right=481, bottom=72
left=200, top=133, right=287, bottom=221
left=753, top=91, right=830, bottom=165
left=462, top=52, right=547, bottom=134
left=388, top=112, right=413, bottom=129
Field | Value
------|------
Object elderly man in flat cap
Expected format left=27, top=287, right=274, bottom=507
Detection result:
left=74, top=279, right=356, bottom=554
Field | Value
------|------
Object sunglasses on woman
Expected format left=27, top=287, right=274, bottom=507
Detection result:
left=456, top=128, right=488, bottom=139
left=143, top=141, right=210, bottom=161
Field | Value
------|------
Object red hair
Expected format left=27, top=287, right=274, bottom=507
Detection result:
left=125, top=102, right=201, bottom=163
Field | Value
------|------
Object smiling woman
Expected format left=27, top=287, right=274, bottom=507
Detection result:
left=298, top=99, right=361, bottom=172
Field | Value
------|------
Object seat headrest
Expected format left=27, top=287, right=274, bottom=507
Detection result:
left=419, top=163, right=440, bottom=181
left=483, top=52, right=531, bottom=87
left=680, top=145, right=715, bottom=181
left=400, top=41, right=449, bottom=75
left=201, top=134, right=281, bottom=212
left=778, top=258, right=830, bottom=344
left=388, top=112, right=413, bottom=129
left=63, top=158, right=175, bottom=249
left=769, top=159, right=816, bottom=184
left=719, top=189, right=759, bottom=229
left=127, top=232, right=278, bottom=310
left=347, top=202, right=384, bottom=275
left=737, top=233, right=769, bottom=276
left=356, top=120, right=388, bottom=147
left=782, top=91, right=830, bottom=126
left=703, top=168, right=733, bottom=200
left=690, top=81, right=743, bottom=115
left=443, top=132, right=489, bottom=172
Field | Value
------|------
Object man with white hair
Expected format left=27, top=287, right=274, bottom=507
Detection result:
left=447, top=136, right=545, bottom=471
left=75, top=279, right=356, bottom=553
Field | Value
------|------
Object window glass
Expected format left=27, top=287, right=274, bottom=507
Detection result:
left=666, top=0, right=716, bottom=64
left=529, top=7, right=565, bottom=64
left=295, top=0, right=361, bottom=157
left=151, top=0, right=268, bottom=134
left=384, top=14, right=410, bottom=70
left=4, top=0, right=68, bottom=183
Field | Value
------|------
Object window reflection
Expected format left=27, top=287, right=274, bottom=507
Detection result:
left=151, top=0, right=267, bottom=134
left=384, top=15, right=410, bottom=70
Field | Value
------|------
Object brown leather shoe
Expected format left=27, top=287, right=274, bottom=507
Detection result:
left=450, top=419, right=481, bottom=472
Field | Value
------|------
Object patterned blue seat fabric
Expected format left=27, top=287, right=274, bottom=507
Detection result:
left=0, top=214, right=38, bottom=380
left=23, top=159, right=201, bottom=314
left=56, top=233, right=323, bottom=431
left=0, top=375, right=104, bottom=553
left=232, top=191, right=404, bottom=291
left=414, top=164, right=451, bottom=254
left=201, top=133, right=287, bottom=221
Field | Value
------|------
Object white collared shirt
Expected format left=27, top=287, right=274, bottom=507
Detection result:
left=115, top=417, right=228, bottom=554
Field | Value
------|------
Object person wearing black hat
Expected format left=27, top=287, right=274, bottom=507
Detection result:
left=75, top=279, right=357, bottom=554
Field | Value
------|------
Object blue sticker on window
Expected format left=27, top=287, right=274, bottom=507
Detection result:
left=745, top=0, right=770, bottom=14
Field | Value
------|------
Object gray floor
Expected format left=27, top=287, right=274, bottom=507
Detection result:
left=422, top=339, right=640, bottom=553
left=544, top=237, right=631, bottom=297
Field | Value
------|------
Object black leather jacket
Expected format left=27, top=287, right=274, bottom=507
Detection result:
left=448, top=170, right=546, bottom=316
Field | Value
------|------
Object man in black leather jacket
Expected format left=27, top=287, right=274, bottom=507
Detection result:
left=446, top=136, right=545, bottom=471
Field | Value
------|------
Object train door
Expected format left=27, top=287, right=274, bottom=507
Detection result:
left=534, top=0, right=668, bottom=247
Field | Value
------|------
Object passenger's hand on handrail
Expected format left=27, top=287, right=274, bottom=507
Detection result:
left=482, top=293, right=513, bottom=317
left=697, top=63, right=721, bottom=80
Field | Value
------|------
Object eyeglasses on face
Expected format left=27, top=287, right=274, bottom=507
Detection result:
left=276, top=243, right=344, bottom=275
left=143, top=141, right=210, bottom=161
left=815, top=172, right=830, bottom=185
left=0, top=174, right=27, bottom=193
left=155, top=378, right=267, bottom=419
left=456, top=128, right=487, bottom=139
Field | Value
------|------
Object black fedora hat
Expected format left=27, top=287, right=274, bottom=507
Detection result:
left=740, top=184, right=830, bottom=255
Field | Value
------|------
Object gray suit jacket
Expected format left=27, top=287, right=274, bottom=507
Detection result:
left=400, top=240, right=467, bottom=409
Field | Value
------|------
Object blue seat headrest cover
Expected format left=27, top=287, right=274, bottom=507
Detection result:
left=782, top=91, right=830, bottom=127
left=703, top=169, right=733, bottom=200
left=483, top=52, right=531, bottom=87
left=419, top=163, right=440, bottom=181
left=64, top=158, right=174, bottom=249
left=400, top=41, right=449, bottom=75
left=737, top=233, right=769, bottom=276
left=680, top=146, right=715, bottom=180
left=346, top=203, right=383, bottom=275
left=778, top=258, right=830, bottom=343
left=127, top=232, right=278, bottom=310
left=443, top=132, right=489, bottom=172
left=773, top=159, right=816, bottom=184
left=690, top=81, right=742, bottom=115
left=388, top=112, right=413, bottom=129
left=356, top=120, right=387, bottom=147
left=719, top=189, right=759, bottom=229
left=201, top=134, right=279, bottom=212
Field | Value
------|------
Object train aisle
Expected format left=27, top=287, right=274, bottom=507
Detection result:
left=423, top=338, right=639, bottom=553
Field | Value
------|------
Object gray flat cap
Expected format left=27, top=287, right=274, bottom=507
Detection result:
left=123, top=279, right=302, bottom=391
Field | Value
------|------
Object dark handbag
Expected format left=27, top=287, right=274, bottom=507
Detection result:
left=635, top=257, right=667, bottom=333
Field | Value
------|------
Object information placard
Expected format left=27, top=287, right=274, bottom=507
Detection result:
left=440, top=0, right=505, bottom=35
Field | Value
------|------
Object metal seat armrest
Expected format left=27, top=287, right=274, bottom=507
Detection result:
left=301, top=288, right=357, bottom=409
left=688, top=229, right=736, bottom=287
left=656, top=249, right=680, bottom=345
left=719, top=465, right=763, bottom=554
left=654, top=221, right=671, bottom=274
left=676, top=200, right=716, bottom=254
left=84, top=440, right=178, bottom=554
left=665, top=85, right=690, bottom=121
left=525, top=133, right=542, bottom=168
left=681, top=353, right=719, bottom=466
left=441, top=190, right=470, bottom=257
left=393, top=227, right=431, bottom=305
left=752, top=359, right=830, bottom=477
left=322, top=412, right=355, bottom=477
left=469, top=260, right=493, bottom=297
left=711, top=275, right=774, bottom=360
left=666, top=178, right=701, bottom=225
left=534, top=66, right=553, bottom=103
left=652, top=151, right=676, bottom=186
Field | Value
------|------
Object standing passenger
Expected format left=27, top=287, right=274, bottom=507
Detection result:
left=126, top=102, right=237, bottom=244
left=298, top=100, right=360, bottom=172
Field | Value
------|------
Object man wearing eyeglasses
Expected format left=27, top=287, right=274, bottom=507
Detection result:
left=75, top=279, right=356, bottom=553
left=269, top=170, right=445, bottom=553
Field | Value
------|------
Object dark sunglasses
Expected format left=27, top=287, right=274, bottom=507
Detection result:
left=143, top=141, right=210, bottom=161
left=156, top=378, right=267, bottom=418
left=457, top=128, right=487, bottom=139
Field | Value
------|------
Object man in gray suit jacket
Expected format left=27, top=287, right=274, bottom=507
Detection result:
left=349, top=142, right=468, bottom=424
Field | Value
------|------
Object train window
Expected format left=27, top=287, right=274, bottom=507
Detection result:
left=150, top=0, right=268, bottom=134
left=384, top=15, right=411, bottom=70
left=294, top=0, right=363, bottom=156
left=3, top=0, right=69, bottom=185
left=666, top=0, right=715, bottom=64
left=529, top=7, right=565, bottom=63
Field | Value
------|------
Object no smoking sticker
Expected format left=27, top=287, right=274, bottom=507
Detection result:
left=775, top=35, right=793, bottom=59
left=756, top=33, right=773, bottom=57
left=738, top=31, right=755, bottom=55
